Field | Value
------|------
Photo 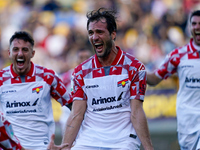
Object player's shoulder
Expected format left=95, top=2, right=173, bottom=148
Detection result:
left=35, top=63, right=56, bottom=75
left=122, top=50, right=140, bottom=62
left=169, top=43, right=188, bottom=57
left=0, top=66, right=11, bottom=77
left=122, top=51, right=145, bottom=70
left=74, top=55, right=94, bottom=72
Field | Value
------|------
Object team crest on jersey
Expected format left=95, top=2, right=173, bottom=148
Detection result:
left=117, top=78, right=129, bottom=87
left=32, top=86, right=43, bottom=94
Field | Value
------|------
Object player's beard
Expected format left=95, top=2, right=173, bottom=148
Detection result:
left=96, top=38, right=113, bottom=58
left=191, top=30, right=200, bottom=46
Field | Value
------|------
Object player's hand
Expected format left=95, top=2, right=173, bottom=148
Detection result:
left=47, top=134, right=69, bottom=150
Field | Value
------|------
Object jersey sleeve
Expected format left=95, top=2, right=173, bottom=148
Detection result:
left=155, top=49, right=180, bottom=79
left=130, top=62, right=147, bottom=101
left=44, top=68, right=72, bottom=106
left=0, top=112, right=22, bottom=150
left=71, top=67, right=87, bottom=101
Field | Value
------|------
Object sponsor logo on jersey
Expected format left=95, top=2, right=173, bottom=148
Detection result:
left=180, top=65, right=193, bottom=68
left=185, top=77, right=200, bottom=88
left=86, top=85, right=99, bottom=89
left=6, top=99, right=39, bottom=108
left=93, top=104, right=122, bottom=111
left=32, top=98, right=39, bottom=106
left=185, top=77, right=200, bottom=83
left=32, top=86, right=43, bottom=94
left=92, top=92, right=123, bottom=105
left=92, top=96, right=116, bottom=105
left=117, top=78, right=129, bottom=87
left=2, top=90, right=17, bottom=94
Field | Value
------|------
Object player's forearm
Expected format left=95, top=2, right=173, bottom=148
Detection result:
left=146, top=72, right=162, bottom=86
left=131, top=105, right=153, bottom=150
left=62, top=111, right=83, bottom=147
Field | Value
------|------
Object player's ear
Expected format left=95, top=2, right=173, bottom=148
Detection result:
left=111, top=31, right=116, bottom=41
left=31, top=50, right=35, bottom=58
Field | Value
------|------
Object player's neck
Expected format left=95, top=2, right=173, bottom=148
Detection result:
left=192, top=40, right=200, bottom=51
left=98, top=47, right=118, bottom=67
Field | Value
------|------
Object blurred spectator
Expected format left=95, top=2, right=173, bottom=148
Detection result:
left=41, top=0, right=61, bottom=11
left=0, top=0, right=196, bottom=73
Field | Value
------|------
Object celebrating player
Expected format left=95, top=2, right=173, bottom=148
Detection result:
left=59, top=8, right=153, bottom=150
left=0, top=31, right=72, bottom=150
left=147, top=10, right=200, bottom=150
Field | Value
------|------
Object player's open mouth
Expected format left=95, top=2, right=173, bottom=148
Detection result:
left=95, top=43, right=103, bottom=52
left=17, top=59, right=25, bottom=67
left=195, top=31, right=200, bottom=40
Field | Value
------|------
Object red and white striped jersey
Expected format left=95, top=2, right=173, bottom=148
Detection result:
left=155, top=38, right=200, bottom=134
left=71, top=46, right=146, bottom=148
left=0, top=111, right=22, bottom=150
left=0, top=62, right=72, bottom=149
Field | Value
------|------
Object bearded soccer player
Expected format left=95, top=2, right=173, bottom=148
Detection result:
left=56, top=8, right=154, bottom=150
left=0, top=31, right=72, bottom=150
left=147, top=10, right=200, bottom=150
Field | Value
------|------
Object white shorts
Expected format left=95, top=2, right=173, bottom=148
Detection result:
left=178, top=131, right=200, bottom=150
left=71, top=142, right=140, bottom=150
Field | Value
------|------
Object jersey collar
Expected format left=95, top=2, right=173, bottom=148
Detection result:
left=94, top=46, right=123, bottom=68
left=10, top=62, right=35, bottom=78
left=189, top=38, right=198, bottom=52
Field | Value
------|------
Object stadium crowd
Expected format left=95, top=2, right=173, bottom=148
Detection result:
left=0, top=0, right=198, bottom=75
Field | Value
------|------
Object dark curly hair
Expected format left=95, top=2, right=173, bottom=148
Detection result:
left=9, top=31, right=34, bottom=47
left=86, top=7, right=117, bottom=34
left=190, top=10, right=200, bottom=22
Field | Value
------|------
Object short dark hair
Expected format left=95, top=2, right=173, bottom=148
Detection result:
left=86, top=7, right=117, bottom=34
left=190, top=10, right=200, bottom=22
left=9, top=31, right=34, bottom=47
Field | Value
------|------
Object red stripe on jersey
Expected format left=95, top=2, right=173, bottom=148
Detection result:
left=0, top=126, right=10, bottom=141
left=11, top=77, right=22, bottom=84
left=44, top=74, right=54, bottom=85
left=93, top=68, right=105, bottom=78
left=188, top=44, right=200, bottom=59
left=0, top=124, right=22, bottom=150
left=111, top=46, right=122, bottom=65
left=55, top=80, right=66, bottom=96
left=44, top=68, right=55, bottom=75
left=110, top=66, right=122, bottom=75
left=25, top=76, right=36, bottom=82
left=139, top=75, right=146, bottom=95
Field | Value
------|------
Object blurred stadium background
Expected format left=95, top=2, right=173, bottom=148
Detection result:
left=0, top=0, right=199, bottom=149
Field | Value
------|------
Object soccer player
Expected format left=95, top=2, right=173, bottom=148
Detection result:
left=60, top=8, right=153, bottom=150
left=0, top=31, right=72, bottom=150
left=147, top=10, right=200, bottom=150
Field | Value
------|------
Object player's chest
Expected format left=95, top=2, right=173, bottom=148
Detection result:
left=178, top=59, right=200, bottom=76
left=0, top=81, right=49, bottom=107
left=83, top=74, right=130, bottom=98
